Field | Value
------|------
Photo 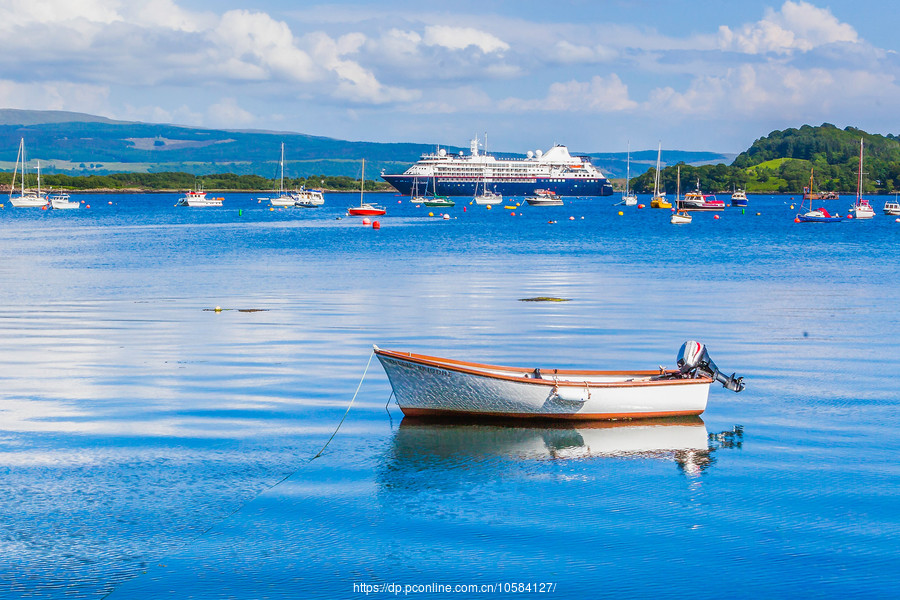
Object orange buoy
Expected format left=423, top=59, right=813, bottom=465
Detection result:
left=794, top=218, right=800, bottom=223
left=637, top=204, right=645, bottom=209
left=847, top=214, right=853, bottom=219
left=713, top=215, right=720, bottom=220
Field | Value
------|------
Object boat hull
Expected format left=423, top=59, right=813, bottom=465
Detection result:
left=9, top=195, right=48, bottom=207
left=797, top=214, right=843, bottom=223
left=375, top=348, right=711, bottom=420
left=348, top=207, right=386, bottom=216
left=383, top=175, right=613, bottom=198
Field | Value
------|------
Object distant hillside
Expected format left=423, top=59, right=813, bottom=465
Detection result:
left=631, top=124, right=900, bottom=195
left=0, top=109, right=729, bottom=181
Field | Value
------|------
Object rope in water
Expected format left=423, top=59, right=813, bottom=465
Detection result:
left=310, top=349, right=374, bottom=461
left=101, top=348, right=376, bottom=598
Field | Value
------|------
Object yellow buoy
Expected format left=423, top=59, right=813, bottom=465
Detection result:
left=618, top=211, right=623, bottom=216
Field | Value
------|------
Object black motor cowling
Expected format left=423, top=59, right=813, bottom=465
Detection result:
left=677, top=340, right=745, bottom=393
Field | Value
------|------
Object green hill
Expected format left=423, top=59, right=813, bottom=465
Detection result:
left=631, top=124, right=900, bottom=195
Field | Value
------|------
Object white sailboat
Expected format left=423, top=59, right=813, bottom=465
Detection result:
left=851, top=138, right=875, bottom=219
left=8, top=138, right=49, bottom=208
left=269, top=143, right=295, bottom=207
left=622, top=142, right=637, bottom=206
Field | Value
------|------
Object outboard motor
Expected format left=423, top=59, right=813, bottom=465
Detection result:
left=677, top=340, right=745, bottom=393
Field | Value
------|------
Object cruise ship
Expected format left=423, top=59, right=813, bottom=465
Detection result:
left=381, top=137, right=614, bottom=198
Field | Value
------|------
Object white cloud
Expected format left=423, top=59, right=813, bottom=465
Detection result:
left=549, top=41, right=617, bottom=64
left=424, top=25, right=509, bottom=53
left=501, top=74, right=637, bottom=113
left=0, top=79, right=110, bottom=113
left=213, top=10, right=318, bottom=82
left=718, top=1, right=858, bottom=55
left=206, top=98, right=256, bottom=128
left=308, top=32, right=419, bottom=104
left=646, top=63, right=897, bottom=120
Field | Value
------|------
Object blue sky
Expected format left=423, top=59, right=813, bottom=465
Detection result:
left=1, top=0, right=897, bottom=154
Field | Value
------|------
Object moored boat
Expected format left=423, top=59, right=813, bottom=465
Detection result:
left=49, top=192, right=80, bottom=209
left=423, top=195, right=455, bottom=207
left=374, top=341, right=744, bottom=421
left=473, top=188, right=502, bottom=205
left=730, top=188, right=748, bottom=207
left=525, top=189, right=563, bottom=206
left=883, top=196, right=900, bottom=216
left=681, top=182, right=725, bottom=211
left=649, top=143, right=671, bottom=209
left=8, top=139, right=49, bottom=208
left=292, top=188, right=325, bottom=208
left=670, top=210, right=692, bottom=224
left=176, top=188, right=223, bottom=207
left=347, top=159, right=386, bottom=216
left=850, top=138, right=875, bottom=219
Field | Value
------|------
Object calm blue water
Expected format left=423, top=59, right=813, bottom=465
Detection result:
left=1, top=192, right=898, bottom=599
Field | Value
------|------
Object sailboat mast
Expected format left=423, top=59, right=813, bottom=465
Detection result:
left=654, top=142, right=661, bottom=196
left=280, top=142, right=284, bottom=194
left=360, top=159, right=365, bottom=205
left=625, top=142, right=630, bottom=196
left=677, top=165, right=681, bottom=208
left=857, top=138, right=863, bottom=202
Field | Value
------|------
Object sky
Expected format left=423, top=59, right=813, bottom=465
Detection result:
left=0, top=0, right=898, bottom=154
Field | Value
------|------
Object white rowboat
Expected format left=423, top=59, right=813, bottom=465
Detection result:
left=375, top=342, right=743, bottom=421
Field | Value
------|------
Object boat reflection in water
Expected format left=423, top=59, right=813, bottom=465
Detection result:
left=382, top=416, right=742, bottom=478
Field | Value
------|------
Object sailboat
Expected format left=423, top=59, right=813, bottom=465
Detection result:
left=670, top=165, right=691, bottom=224
left=8, top=138, right=49, bottom=208
left=347, top=159, right=386, bottom=216
left=650, top=143, right=671, bottom=209
left=621, top=142, right=638, bottom=206
left=473, top=177, right=502, bottom=205
left=851, top=138, right=875, bottom=219
left=424, top=174, right=454, bottom=207
left=269, top=143, right=295, bottom=207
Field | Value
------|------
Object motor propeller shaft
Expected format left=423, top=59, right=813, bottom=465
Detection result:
left=677, top=340, right=745, bottom=393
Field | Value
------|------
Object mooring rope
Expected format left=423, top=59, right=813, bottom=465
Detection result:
left=310, top=349, right=374, bottom=461
left=101, top=348, right=377, bottom=598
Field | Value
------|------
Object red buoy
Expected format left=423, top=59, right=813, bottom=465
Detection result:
left=372, top=220, right=380, bottom=229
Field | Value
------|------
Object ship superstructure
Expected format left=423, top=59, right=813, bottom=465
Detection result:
left=381, top=137, right=613, bottom=198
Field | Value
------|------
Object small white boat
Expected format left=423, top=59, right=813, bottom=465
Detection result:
left=670, top=210, right=692, bottom=224
left=49, top=193, right=80, bottom=209
left=292, top=188, right=325, bottom=208
left=375, top=341, right=743, bottom=421
left=8, top=139, right=48, bottom=208
left=883, top=196, right=900, bottom=216
left=525, top=189, right=563, bottom=206
left=176, top=188, right=222, bottom=207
